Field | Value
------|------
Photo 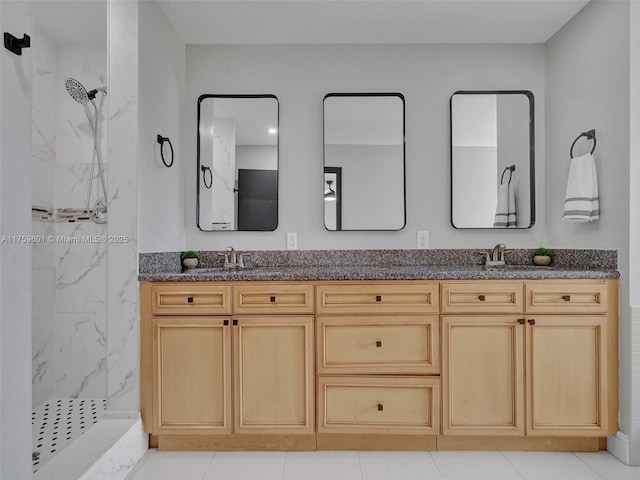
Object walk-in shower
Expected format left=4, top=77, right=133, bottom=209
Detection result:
left=65, top=77, right=108, bottom=224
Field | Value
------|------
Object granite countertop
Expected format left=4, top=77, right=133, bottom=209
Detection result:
left=138, top=264, right=619, bottom=282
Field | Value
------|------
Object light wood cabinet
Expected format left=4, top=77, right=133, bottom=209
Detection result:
left=141, top=282, right=315, bottom=448
left=315, top=281, right=441, bottom=444
left=153, top=316, right=232, bottom=435
left=317, top=376, right=440, bottom=435
left=441, top=279, right=618, bottom=438
left=316, top=281, right=439, bottom=315
left=526, top=315, right=607, bottom=436
left=141, top=277, right=618, bottom=451
left=234, top=315, right=314, bottom=434
left=442, top=315, right=525, bottom=436
left=317, top=315, right=439, bottom=375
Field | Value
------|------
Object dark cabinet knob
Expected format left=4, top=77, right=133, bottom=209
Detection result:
left=562, top=295, right=571, bottom=301
left=270, top=296, right=276, bottom=303
left=377, top=404, right=384, bottom=411
left=233, top=319, right=238, bottom=326
left=223, top=320, right=229, bottom=326
left=478, top=295, right=486, bottom=301
left=187, top=296, right=194, bottom=303
left=375, top=295, right=382, bottom=302
left=376, top=341, right=382, bottom=348
left=528, top=319, right=536, bottom=326
left=517, top=319, right=525, bottom=325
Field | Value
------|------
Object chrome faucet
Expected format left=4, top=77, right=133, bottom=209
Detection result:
left=478, top=243, right=508, bottom=267
left=219, top=246, right=250, bottom=269
left=491, top=243, right=506, bottom=262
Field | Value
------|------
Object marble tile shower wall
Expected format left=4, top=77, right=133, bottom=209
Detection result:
left=31, top=29, right=108, bottom=409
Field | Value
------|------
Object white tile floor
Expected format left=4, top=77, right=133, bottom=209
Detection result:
left=126, top=449, right=639, bottom=480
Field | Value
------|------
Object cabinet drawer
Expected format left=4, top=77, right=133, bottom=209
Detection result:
left=525, top=282, right=608, bottom=314
left=317, top=376, right=440, bottom=435
left=233, top=283, right=314, bottom=314
left=316, top=282, right=439, bottom=314
left=317, top=316, right=439, bottom=374
left=151, top=284, right=231, bottom=315
left=441, top=281, right=523, bottom=314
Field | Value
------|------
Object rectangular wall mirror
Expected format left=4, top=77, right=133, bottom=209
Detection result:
left=197, top=94, right=278, bottom=231
left=323, top=93, right=406, bottom=231
left=450, top=91, right=535, bottom=229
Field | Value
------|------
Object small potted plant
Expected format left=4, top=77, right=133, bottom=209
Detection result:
left=180, top=250, right=199, bottom=269
left=532, top=247, right=553, bottom=266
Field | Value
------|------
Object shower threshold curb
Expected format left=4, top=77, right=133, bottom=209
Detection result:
left=33, top=418, right=147, bottom=480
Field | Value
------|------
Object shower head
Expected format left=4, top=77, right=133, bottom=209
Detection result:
left=65, top=78, right=107, bottom=105
left=65, top=78, right=90, bottom=105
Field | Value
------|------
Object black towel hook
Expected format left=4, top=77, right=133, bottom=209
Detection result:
left=157, top=134, right=174, bottom=168
left=570, top=129, right=596, bottom=158
left=501, top=165, right=515, bottom=185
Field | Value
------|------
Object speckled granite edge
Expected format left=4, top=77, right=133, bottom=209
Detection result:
left=139, top=248, right=617, bottom=280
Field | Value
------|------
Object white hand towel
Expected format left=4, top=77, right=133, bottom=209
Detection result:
left=563, top=152, right=599, bottom=222
left=494, top=183, right=517, bottom=227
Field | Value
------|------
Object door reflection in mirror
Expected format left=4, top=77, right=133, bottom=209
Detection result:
left=450, top=91, right=534, bottom=229
left=323, top=93, right=406, bottom=231
left=197, top=95, right=278, bottom=231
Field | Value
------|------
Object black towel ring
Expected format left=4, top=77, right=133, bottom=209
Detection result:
left=157, top=134, right=174, bottom=168
left=501, top=165, right=515, bottom=185
left=569, top=129, right=596, bottom=158
left=201, top=165, right=213, bottom=189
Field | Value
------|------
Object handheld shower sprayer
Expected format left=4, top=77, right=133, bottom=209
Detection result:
left=64, top=78, right=109, bottom=224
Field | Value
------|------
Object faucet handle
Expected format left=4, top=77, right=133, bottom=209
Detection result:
left=476, top=251, right=491, bottom=264
left=500, top=249, right=513, bottom=261
left=218, top=252, right=231, bottom=264
left=238, top=253, right=251, bottom=268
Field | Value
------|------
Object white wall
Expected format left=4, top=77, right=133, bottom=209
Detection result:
left=545, top=0, right=634, bottom=463
left=138, top=0, right=185, bottom=252
left=0, top=2, right=33, bottom=478
left=184, top=44, right=546, bottom=250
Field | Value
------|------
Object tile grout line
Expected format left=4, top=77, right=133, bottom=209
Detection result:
left=499, top=451, right=527, bottom=480
left=427, top=451, right=446, bottom=480
left=571, top=451, right=607, bottom=480
left=199, top=451, right=217, bottom=480
left=280, top=451, right=288, bottom=480
left=356, top=450, right=364, bottom=480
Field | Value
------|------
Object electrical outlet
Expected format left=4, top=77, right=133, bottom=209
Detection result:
left=417, top=231, right=429, bottom=249
left=287, top=232, right=297, bottom=250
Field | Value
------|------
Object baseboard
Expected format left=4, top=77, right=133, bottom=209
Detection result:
left=607, top=431, right=630, bottom=465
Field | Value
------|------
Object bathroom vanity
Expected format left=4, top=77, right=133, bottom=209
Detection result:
left=139, top=253, right=619, bottom=452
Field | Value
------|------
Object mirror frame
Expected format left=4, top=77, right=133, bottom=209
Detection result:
left=323, top=92, right=407, bottom=232
left=196, top=93, right=279, bottom=232
left=449, top=90, right=535, bottom=229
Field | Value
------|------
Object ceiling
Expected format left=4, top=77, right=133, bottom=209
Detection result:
left=157, top=0, right=590, bottom=45
left=31, top=1, right=590, bottom=47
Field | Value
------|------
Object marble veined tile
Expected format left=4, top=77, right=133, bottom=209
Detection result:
left=55, top=262, right=107, bottom=314
left=52, top=355, right=106, bottom=399
left=53, top=312, right=106, bottom=360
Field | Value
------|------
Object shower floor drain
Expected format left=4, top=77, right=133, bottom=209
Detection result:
left=32, top=397, right=106, bottom=473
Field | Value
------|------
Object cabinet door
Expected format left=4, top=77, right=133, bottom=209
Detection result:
left=526, top=316, right=607, bottom=436
left=442, top=315, right=525, bottom=436
left=153, top=317, right=232, bottom=434
left=234, top=316, right=314, bottom=434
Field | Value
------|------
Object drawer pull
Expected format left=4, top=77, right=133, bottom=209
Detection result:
left=562, top=295, right=571, bottom=301
left=376, top=341, right=382, bottom=348
left=517, top=318, right=525, bottom=325
left=377, top=403, right=384, bottom=411
left=478, top=295, right=486, bottom=301
left=270, top=296, right=276, bottom=303
left=528, top=319, right=536, bottom=326
left=187, top=296, right=194, bottom=303
left=223, top=320, right=229, bottom=326
left=375, top=295, right=382, bottom=302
